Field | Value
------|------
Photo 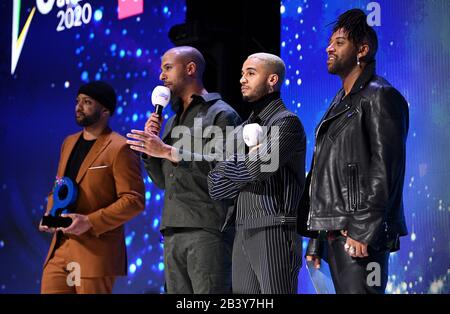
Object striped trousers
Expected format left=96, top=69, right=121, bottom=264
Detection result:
left=232, top=224, right=302, bottom=294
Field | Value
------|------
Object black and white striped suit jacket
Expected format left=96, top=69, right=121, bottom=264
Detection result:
left=208, top=97, right=306, bottom=229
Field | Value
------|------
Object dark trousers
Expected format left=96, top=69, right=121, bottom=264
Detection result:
left=162, top=227, right=233, bottom=294
left=232, top=225, right=302, bottom=294
left=326, top=233, right=390, bottom=294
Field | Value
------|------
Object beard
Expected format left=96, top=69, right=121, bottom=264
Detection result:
left=327, top=54, right=357, bottom=76
left=242, top=83, right=270, bottom=102
left=76, top=109, right=101, bottom=127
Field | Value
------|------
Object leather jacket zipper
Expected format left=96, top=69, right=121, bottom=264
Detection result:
left=348, top=163, right=358, bottom=211
left=308, top=117, right=329, bottom=227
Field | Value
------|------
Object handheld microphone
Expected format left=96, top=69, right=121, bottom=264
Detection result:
left=151, top=85, right=171, bottom=115
left=243, top=123, right=264, bottom=148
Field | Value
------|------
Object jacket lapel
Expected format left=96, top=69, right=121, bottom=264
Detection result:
left=323, top=98, right=352, bottom=122
left=315, top=98, right=352, bottom=139
left=75, top=128, right=112, bottom=184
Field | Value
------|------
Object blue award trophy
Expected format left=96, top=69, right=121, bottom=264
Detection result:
left=42, top=176, right=78, bottom=228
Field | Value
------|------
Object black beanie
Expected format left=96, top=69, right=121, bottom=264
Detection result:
left=78, top=81, right=117, bottom=116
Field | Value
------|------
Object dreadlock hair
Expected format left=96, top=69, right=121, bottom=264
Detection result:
left=332, top=9, right=378, bottom=63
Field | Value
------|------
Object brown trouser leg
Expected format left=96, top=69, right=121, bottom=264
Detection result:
left=41, top=237, right=115, bottom=294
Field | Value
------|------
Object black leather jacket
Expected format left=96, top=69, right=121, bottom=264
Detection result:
left=298, top=62, right=409, bottom=253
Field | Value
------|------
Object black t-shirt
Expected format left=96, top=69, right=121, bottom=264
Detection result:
left=64, top=134, right=96, bottom=181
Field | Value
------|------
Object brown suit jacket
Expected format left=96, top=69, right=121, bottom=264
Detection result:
left=43, top=127, right=145, bottom=277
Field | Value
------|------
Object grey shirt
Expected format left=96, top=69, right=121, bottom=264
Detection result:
left=142, top=93, right=241, bottom=232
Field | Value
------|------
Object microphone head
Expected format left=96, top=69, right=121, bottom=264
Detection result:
left=243, top=123, right=264, bottom=147
left=151, top=86, right=171, bottom=107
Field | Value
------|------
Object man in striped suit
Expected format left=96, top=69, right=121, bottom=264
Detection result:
left=208, top=53, right=306, bottom=294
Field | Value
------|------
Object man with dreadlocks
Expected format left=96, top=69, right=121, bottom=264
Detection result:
left=298, top=9, right=409, bottom=294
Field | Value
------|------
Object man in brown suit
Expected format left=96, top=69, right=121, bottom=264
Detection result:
left=39, top=81, right=145, bottom=294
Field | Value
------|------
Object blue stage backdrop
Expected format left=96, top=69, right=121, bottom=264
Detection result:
left=0, top=0, right=448, bottom=294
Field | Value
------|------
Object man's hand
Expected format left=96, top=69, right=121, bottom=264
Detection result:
left=39, top=215, right=56, bottom=234
left=248, top=144, right=262, bottom=155
left=145, top=113, right=163, bottom=136
left=343, top=230, right=369, bottom=258
left=306, top=255, right=321, bottom=269
left=57, top=213, right=93, bottom=236
left=127, top=129, right=180, bottom=162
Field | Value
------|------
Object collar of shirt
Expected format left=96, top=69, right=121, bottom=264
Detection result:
left=171, top=92, right=222, bottom=115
